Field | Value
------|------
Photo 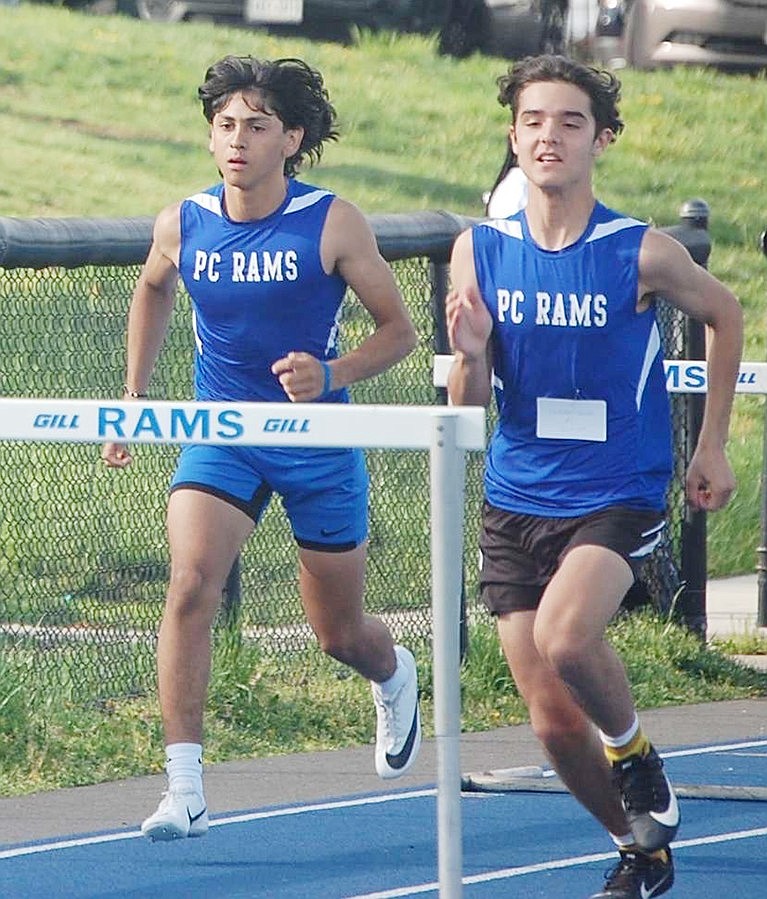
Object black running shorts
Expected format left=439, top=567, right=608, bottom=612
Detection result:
left=479, top=501, right=666, bottom=615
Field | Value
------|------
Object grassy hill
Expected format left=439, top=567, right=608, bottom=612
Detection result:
left=0, top=6, right=765, bottom=795
left=2, top=4, right=767, bottom=576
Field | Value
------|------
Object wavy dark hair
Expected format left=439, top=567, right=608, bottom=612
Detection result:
left=485, top=142, right=519, bottom=216
left=497, top=54, right=624, bottom=140
left=198, top=55, right=339, bottom=177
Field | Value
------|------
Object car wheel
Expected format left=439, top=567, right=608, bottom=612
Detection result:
left=135, top=0, right=188, bottom=21
left=595, top=1, right=625, bottom=38
left=438, top=0, right=489, bottom=59
left=539, top=0, right=568, bottom=55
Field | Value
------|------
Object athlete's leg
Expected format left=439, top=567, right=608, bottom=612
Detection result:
left=298, top=543, right=396, bottom=681
left=159, top=488, right=253, bottom=744
left=532, top=544, right=637, bottom=737
left=497, top=609, right=630, bottom=836
left=299, top=544, right=422, bottom=778
left=142, top=488, right=254, bottom=841
left=534, top=544, right=680, bottom=852
left=283, top=446, right=420, bottom=777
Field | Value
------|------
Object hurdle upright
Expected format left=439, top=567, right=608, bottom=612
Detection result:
left=0, top=396, right=486, bottom=898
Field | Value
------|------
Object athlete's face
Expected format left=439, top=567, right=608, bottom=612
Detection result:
left=208, top=90, right=303, bottom=188
left=510, top=80, right=613, bottom=191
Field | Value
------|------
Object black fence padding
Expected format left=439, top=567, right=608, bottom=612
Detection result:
left=0, top=216, right=155, bottom=269
left=0, top=207, right=706, bottom=699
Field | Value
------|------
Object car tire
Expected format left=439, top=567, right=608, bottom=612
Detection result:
left=437, top=0, right=489, bottom=59
left=595, top=5, right=624, bottom=39
left=135, top=0, right=188, bottom=21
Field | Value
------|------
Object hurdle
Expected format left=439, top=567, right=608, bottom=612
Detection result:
left=433, top=354, right=767, bottom=396
left=0, top=396, right=484, bottom=899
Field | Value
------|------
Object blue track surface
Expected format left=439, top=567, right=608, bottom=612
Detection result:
left=1, top=740, right=765, bottom=898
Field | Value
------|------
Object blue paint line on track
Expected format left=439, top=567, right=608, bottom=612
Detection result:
left=0, top=739, right=764, bottom=898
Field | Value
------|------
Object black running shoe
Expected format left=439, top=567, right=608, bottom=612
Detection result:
left=589, top=848, right=674, bottom=899
left=612, top=745, right=680, bottom=851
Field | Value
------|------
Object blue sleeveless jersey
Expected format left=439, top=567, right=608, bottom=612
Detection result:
left=473, top=202, right=672, bottom=517
left=178, top=179, right=347, bottom=403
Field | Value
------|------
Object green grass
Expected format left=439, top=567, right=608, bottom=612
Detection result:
left=712, top=631, right=767, bottom=656
left=2, top=7, right=765, bottom=577
left=0, top=6, right=765, bottom=795
left=1, top=609, right=764, bottom=796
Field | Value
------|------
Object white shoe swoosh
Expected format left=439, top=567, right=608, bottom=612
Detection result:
left=641, top=878, right=667, bottom=899
left=649, top=777, right=679, bottom=828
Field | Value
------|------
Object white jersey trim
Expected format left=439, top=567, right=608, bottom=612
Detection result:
left=587, top=216, right=645, bottom=243
left=187, top=192, right=223, bottom=216
left=185, top=188, right=333, bottom=218
left=482, top=219, right=524, bottom=240
left=191, top=308, right=203, bottom=355
left=284, top=189, right=333, bottom=215
left=635, top=321, right=662, bottom=411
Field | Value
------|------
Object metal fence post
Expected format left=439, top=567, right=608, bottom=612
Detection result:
left=758, top=229, right=767, bottom=629
left=432, top=261, right=451, bottom=407
left=677, top=199, right=709, bottom=638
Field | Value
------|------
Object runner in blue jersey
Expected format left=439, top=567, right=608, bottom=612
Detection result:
left=102, top=55, right=422, bottom=842
left=447, top=55, right=743, bottom=899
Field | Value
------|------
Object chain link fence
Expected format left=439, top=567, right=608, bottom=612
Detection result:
left=0, top=208, right=706, bottom=701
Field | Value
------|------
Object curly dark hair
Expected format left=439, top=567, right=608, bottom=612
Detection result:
left=497, top=54, right=624, bottom=140
left=198, top=55, right=339, bottom=177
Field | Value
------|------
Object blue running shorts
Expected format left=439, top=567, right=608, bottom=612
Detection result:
left=170, top=443, right=368, bottom=552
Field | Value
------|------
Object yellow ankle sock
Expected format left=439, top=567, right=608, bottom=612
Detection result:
left=603, top=728, right=650, bottom=764
left=620, top=844, right=669, bottom=864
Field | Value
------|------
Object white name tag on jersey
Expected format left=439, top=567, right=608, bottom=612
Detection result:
left=536, top=397, right=607, bottom=442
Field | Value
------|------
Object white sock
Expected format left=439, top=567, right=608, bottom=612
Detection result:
left=165, top=742, right=203, bottom=794
left=610, top=831, right=636, bottom=850
left=599, top=714, right=639, bottom=748
left=377, top=647, right=408, bottom=698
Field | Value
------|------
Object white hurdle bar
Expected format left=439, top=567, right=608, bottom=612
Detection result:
left=0, top=397, right=484, bottom=899
left=433, top=354, right=767, bottom=394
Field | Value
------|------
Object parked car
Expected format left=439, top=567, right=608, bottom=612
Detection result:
left=595, top=0, right=767, bottom=71
left=130, top=0, right=570, bottom=60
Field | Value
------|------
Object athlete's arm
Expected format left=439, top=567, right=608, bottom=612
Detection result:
left=323, top=198, right=417, bottom=386
left=101, top=204, right=181, bottom=469
left=125, top=203, right=181, bottom=394
left=446, top=229, right=493, bottom=408
left=639, top=227, right=743, bottom=511
left=272, top=199, right=416, bottom=402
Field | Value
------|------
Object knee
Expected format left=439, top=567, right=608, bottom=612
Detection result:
left=534, top=628, right=591, bottom=684
left=166, top=565, right=219, bottom=621
left=315, top=628, right=357, bottom=666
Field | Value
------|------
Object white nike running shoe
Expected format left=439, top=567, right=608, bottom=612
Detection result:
left=141, top=788, right=209, bottom=842
left=371, top=645, right=422, bottom=780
